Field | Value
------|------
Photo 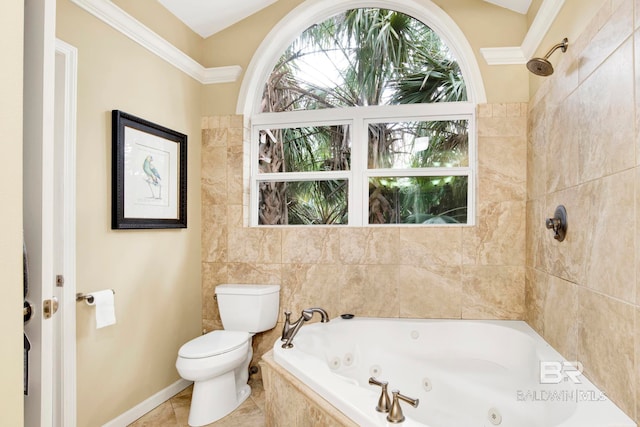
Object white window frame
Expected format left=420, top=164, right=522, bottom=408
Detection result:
left=250, top=102, right=476, bottom=227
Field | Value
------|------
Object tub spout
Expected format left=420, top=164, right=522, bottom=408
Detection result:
left=281, top=307, right=330, bottom=348
left=307, top=307, right=330, bottom=323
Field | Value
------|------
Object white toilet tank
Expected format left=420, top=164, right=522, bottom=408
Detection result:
left=215, top=284, right=280, bottom=333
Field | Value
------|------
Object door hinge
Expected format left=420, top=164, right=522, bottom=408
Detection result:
left=43, top=297, right=59, bottom=319
left=56, top=274, right=64, bottom=287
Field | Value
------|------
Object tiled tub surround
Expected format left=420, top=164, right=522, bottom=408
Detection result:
left=266, top=318, right=635, bottom=427
left=201, top=105, right=528, bottom=377
left=527, top=0, right=640, bottom=423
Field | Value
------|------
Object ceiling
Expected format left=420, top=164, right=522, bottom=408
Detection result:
left=157, top=0, right=278, bottom=38
left=157, top=0, right=533, bottom=39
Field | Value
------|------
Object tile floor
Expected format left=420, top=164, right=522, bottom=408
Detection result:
left=128, top=378, right=266, bottom=427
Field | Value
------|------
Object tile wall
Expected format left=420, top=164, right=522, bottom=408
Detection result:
left=527, top=0, right=639, bottom=421
left=201, top=104, right=527, bottom=373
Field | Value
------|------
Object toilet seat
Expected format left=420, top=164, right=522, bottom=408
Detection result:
left=178, top=331, right=249, bottom=359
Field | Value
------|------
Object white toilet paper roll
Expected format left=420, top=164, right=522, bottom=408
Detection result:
left=87, top=290, right=116, bottom=329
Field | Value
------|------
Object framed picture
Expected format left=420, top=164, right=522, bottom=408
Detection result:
left=112, top=110, right=187, bottom=229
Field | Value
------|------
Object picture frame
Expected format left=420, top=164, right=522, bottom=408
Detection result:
left=112, top=110, right=187, bottom=229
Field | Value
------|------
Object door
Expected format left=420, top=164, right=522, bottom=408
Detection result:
left=23, top=0, right=56, bottom=425
left=23, top=1, right=75, bottom=426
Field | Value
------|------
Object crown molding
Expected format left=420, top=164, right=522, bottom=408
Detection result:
left=479, top=46, right=527, bottom=65
left=481, top=0, right=565, bottom=65
left=69, top=0, right=242, bottom=84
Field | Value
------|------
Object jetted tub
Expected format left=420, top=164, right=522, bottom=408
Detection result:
left=271, top=317, right=635, bottom=427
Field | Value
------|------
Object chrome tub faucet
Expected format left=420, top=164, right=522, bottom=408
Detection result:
left=281, top=307, right=329, bottom=348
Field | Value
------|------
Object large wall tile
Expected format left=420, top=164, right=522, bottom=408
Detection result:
left=636, top=307, right=640, bottom=421
left=578, top=0, right=633, bottom=82
left=578, top=289, right=635, bottom=416
left=527, top=103, right=548, bottom=200
left=637, top=168, right=640, bottom=306
left=201, top=145, right=227, bottom=186
left=227, top=227, right=282, bottom=263
left=578, top=39, right=635, bottom=183
left=282, top=228, right=340, bottom=264
left=478, top=116, right=527, bottom=138
left=546, top=91, right=580, bottom=193
left=524, top=267, right=548, bottom=335
left=477, top=136, right=526, bottom=202
left=461, top=266, right=525, bottom=319
left=525, top=199, right=544, bottom=270
left=542, top=276, right=578, bottom=361
left=398, top=265, right=463, bottom=318
left=636, top=30, right=640, bottom=167
left=399, top=227, right=462, bottom=266
left=281, top=263, right=343, bottom=315
left=338, top=228, right=399, bottom=265
left=338, top=265, right=399, bottom=317
left=201, top=222, right=227, bottom=263
left=462, top=201, right=525, bottom=266
left=202, top=262, right=227, bottom=330
left=227, top=144, right=244, bottom=205
left=226, top=262, right=281, bottom=285
left=582, top=171, right=635, bottom=302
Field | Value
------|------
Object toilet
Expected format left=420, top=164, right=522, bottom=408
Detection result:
left=176, top=284, right=280, bottom=426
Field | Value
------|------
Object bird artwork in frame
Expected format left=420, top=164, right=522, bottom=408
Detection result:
left=112, top=110, right=187, bottom=229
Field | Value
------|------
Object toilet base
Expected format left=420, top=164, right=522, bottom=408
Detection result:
left=187, top=371, right=251, bottom=427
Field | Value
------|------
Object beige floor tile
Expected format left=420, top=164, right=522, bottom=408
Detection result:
left=129, top=379, right=265, bottom=427
left=129, top=401, right=178, bottom=427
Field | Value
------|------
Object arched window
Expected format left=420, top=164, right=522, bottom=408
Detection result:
left=240, top=2, right=483, bottom=226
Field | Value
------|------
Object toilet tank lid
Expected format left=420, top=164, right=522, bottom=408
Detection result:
left=215, top=284, right=280, bottom=295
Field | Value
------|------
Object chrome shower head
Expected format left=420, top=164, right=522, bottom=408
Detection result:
left=526, top=38, right=568, bottom=76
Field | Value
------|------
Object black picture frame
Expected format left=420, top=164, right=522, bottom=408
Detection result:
left=112, top=110, right=187, bottom=229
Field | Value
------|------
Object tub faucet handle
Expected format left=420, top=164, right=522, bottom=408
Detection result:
left=368, top=377, right=391, bottom=413
left=281, top=311, right=292, bottom=342
left=387, top=389, right=419, bottom=424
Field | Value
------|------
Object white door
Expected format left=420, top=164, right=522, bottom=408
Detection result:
left=23, top=1, right=77, bottom=426
left=23, top=0, right=56, bottom=425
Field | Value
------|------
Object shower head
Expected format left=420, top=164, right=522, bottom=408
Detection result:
left=526, top=38, right=569, bottom=76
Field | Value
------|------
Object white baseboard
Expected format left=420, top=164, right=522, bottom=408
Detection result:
left=102, top=378, right=192, bottom=427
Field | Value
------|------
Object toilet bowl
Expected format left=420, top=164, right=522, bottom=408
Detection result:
left=176, top=331, right=252, bottom=426
left=176, top=284, right=280, bottom=426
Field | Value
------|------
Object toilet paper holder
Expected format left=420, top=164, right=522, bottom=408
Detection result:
left=76, top=289, right=115, bottom=304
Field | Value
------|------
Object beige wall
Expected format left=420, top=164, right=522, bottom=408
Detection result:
left=0, top=1, right=24, bottom=425
left=199, top=0, right=530, bottom=115
left=56, top=1, right=202, bottom=425
left=200, top=105, right=528, bottom=372
left=112, top=0, right=205, bottom=63
left=527, top=0, right=639, bottom=422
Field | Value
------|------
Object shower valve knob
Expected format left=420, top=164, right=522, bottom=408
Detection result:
left=546, top=205, right=567, bottom=242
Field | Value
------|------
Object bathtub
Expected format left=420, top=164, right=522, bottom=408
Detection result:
left=271, top=317, right=635, bottom=427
